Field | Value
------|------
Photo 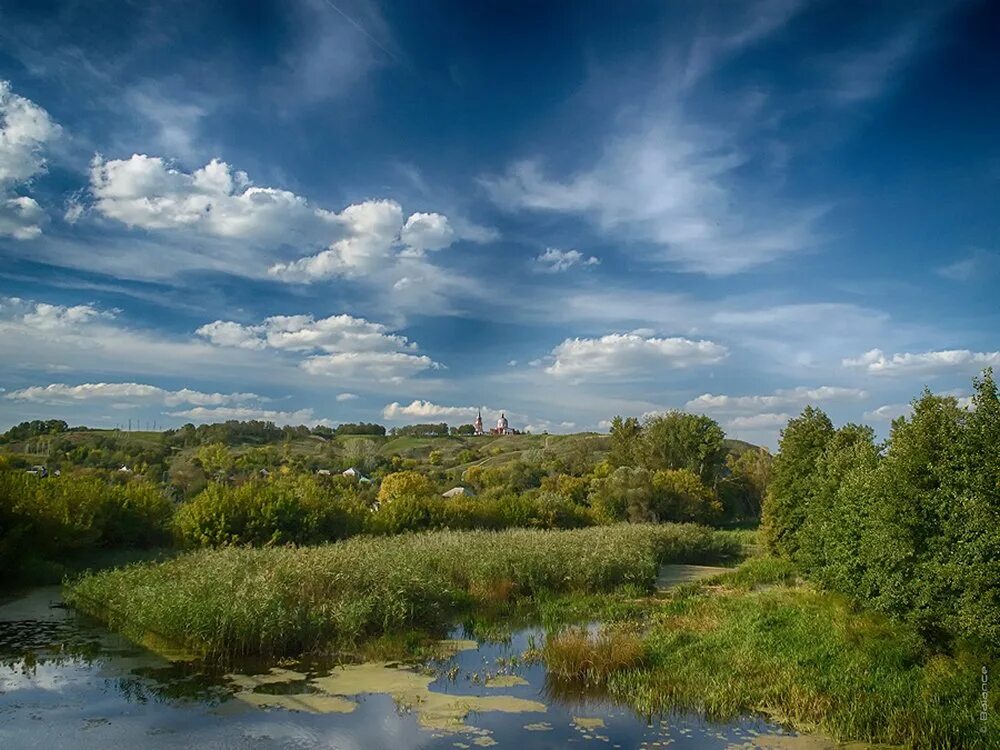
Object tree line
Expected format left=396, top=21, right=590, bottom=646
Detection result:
left=763, top=368, right=999, bottom=653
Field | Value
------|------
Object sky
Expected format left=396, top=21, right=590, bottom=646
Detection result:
left=0, top=0, right=998, bottom=447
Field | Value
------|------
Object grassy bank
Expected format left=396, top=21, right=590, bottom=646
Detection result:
left=544, top=557, right=999, bottom=749
left=65, top=523, right=738, bottom=660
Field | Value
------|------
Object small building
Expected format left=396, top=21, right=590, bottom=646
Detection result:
left=316, top=469, right=332, bottom=476
left=118, top=465, right=133, bottom=473
left=342, top=467, right=372, bottom=483
left=442, top=486, right=475, bottom=498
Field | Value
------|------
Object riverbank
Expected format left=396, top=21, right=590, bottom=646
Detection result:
left=543, top=557, right=999, bottom=749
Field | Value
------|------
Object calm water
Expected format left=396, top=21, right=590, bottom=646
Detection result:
left=0, top=575, right=813, bottom=750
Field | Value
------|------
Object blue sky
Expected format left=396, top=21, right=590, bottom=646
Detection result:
left=1, top=0, right=998, bottom=446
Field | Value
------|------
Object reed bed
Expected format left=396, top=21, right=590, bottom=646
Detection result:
left=66, top=523, right=738, bottom=660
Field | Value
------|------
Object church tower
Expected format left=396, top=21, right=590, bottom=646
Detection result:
left=474, top=409, right=484, bottom=435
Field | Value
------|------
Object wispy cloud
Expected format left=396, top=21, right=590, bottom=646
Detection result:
left=482, top=115, right=825, bottom=275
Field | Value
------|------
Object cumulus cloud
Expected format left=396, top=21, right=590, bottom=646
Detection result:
left=267, top=200, right=483, bottom=283
left=399, top=212, right=454, bottom=256
left=0, top=80, right=60, bottom=239
left=843, top=348, right=1000, bottom=376
left=336, top=392, right=359, bottom=401
left=534, top=248, right=600, bottom=273
left=165, top=406, right=327, bottom=426
left=686, top=385, right=867, bottom=413
left=196, top=313, right=412, bottom=354
left=197, top=311, right=438, bottom=383
left=5, top=382, right=259, bottom=407
left=89, top=154, right=336, bottom=244
left=544, top=333, right=727, bottom=380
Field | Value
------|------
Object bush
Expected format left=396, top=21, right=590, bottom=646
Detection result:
left=590, top=466, right=722, bottom=524
left=174, top=475, right=367, bottom=547
left=0, top=471, right=173, bottom=578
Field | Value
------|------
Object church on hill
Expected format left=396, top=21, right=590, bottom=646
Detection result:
left=473, top=409, right=517, bottom=436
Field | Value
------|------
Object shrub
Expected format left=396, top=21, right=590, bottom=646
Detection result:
left=651, top=468, right=722, bottom=523
left=0, top=471, right=173, bottom=578
left=174, top=475, right=367, bottom=547
left=377, top=470, right=436, bottom=506
left=590, top=466, right=722, bottom=524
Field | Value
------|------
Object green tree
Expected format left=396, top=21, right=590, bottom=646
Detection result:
left=651, top=468, right=722, bottom=523
left=639, top=412, right=727, bottom=485
left=589, top=466, right=657, bottom=523
left=761, top=406, right=834, bottom=557
left=196, top=443, right=233, bottom=478
left=377, top=471, right=436, bottom=506
left=608, top=416, right=642, bottom=468
left=718, top=447, right=772, bottom=520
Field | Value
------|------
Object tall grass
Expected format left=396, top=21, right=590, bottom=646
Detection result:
left=66, top=523, right=739, bottom=660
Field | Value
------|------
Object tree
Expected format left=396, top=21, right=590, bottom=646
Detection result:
left=196, top=443, right=234, bottom=478
left=718, top=447, right=772, bottom=520
left=761, top=406, right=834, bottom=557
left=343, top=438, right=380, bottom=473
left=589, top=467, right=657, bottom=523
left=608, top=416, right=642, bottom=468
left=377, top=471, right=436, bottom=506
left=639, top=412, right=727, bottom=485
left=794, top=423, right=876, bottom=574
left=651, top=468, right=722, bottom=523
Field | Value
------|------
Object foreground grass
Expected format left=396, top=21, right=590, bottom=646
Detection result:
left=545, top=557, right=999, bottom=749
left=65, top=523, right=737, bottom=660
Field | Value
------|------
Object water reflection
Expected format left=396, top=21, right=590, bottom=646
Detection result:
left=1, top=586, right=811, bottom=749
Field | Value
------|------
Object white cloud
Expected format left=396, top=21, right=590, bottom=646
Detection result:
left=302, top=352, right=440, bottom=383
left=0, top=195, right=45, bottom=239
left=383, top=400, right=495, bottom=420
left=267, top=199, right=402, bottom=280
left=863, top=403, right=912, bottom=421
left=0, top=296, right=292, bottom=382
left=534, top=248, right=600, bottom=273
left=727, top=413, right=791, bottom=429
left=165, top=406, right=327, bottom=426
left=482, top=119, right=823, bottom=275
left=399, top=212, right=454, bottom=256
left=197, top=311, right=438, bottom=383
left=843, top=348, right=1000, bottom=376
left=89, top=154, right=336, bottom=244
left=336, top=392, right=359, bottom=402
left=196, top=313, right=412, bottom=354
left=0, top=80, right=60, bottom=239
left=686, top=385, right=867, bottom=413
left=5, top=382, right=259, bottom=407
left=544, top=333, right=727, bottom=380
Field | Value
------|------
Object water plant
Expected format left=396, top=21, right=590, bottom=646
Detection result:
left=65, top=523, right=740, bottom=660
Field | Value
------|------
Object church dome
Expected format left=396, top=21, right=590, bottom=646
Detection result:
left=497, top=413, right=508, bottom=429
